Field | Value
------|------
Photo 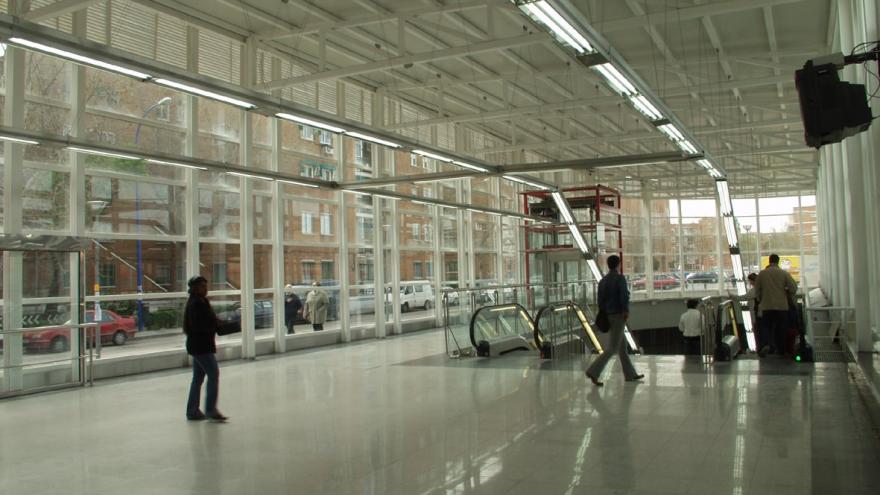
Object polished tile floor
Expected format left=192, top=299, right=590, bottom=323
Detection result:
left=1, top=331, right=879, bottom=495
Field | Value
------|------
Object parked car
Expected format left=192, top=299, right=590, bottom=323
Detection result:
left=441, top=287, right=460, bottom=306
left=631, top=273, right=681, bottom=290
left=686, top=272, right=719, bottom=285
left=23, top=310, right=136, bottom=353
left=218, top=300, right=275, bottom=329
left=392, top=281, right=434, bottom=312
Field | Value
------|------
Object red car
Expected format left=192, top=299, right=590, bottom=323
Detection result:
left=23, top=310, right=136, bottom=353
left=631, top=274, right=681, bottom=290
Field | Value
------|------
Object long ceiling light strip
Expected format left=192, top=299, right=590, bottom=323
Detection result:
left=344, top=131, right=401, bottom=149
left=522, top=1, right=593, bottom=53
left=629, top=95, right=662, bottom=120
left=716, top=180, right=733, bottom=216
left=412, top=149, right=491, bottom=173
left=503, top=175, right=550, bottom=190
left=0, top=134, right=40, bottom=145
left=153, top=78, right=256, bottom=109
left=4, top=23, right=506, bottom=185
left=593, top=63, right=637, bottom=96
left=7, top=37, right=152, bottom=80
left=276, top=112, right=346, bottom=133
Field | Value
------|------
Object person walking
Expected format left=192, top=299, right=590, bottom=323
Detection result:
left=678, top=298, right=702, bottom=355
left=755, top=254, right=798, bottom=356
left=586, top=255, right=644, bottom=386
left=303, top=281, right=329, bottom=331
left=184, top=275, right=228, bottom=421
left=284, top=284, right=303, bottom=335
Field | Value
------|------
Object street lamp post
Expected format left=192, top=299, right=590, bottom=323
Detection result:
left=133, top=97, right=172, bottom=332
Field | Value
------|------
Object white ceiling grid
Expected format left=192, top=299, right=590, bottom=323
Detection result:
left=9, top=0, right=830, bottom=197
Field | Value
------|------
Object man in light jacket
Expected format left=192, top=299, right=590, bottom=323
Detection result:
left=755, top=254, right=798, bottom=356
left=303, top=281, right=329, bottom=331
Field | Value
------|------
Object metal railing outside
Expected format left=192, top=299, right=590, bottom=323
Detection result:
left=698, top=297, right=719, bottom=363
left=0, top=322, right=99, bottom=398
left=805, top=306, right=855, bottom=362
left=442, top=280, right=597, bottom=358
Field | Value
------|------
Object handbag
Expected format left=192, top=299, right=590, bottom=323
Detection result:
left=594, top=309, right=611, bottom=333
left=217, top=320, right=241, bottom=336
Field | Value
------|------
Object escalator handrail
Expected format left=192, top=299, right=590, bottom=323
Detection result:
left=534, top=301, right=604, bottom=354
left=469, top=302, right=535, bottom=349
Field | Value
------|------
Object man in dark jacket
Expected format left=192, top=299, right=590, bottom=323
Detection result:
left=586, top=255, right=644, bottom=386
left=184, top=276, right=227, bottom=421
left=284, top=284, right=303, bottom=334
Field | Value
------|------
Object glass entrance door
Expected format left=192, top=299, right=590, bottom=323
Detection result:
left=1, top=246, right=86, bottom=398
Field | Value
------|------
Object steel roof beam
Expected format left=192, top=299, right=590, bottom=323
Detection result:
left=22, top=0, right=104, bottom=23
left=601, top=0, right=804, bottom=33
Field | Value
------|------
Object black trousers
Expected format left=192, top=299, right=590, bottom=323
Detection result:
left=762, top=310, right=789, bottom=353
left=683, top=336, right=701, bottom=355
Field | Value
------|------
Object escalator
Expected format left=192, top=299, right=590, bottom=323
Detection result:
left=533, top=302, right=604, bottom=358
left=470, top=301, right=611, bottom=358
left=470, top=303, right=537, bottom=357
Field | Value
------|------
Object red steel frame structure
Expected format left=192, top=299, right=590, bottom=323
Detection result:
left=521, top=185, right=623, bottom=284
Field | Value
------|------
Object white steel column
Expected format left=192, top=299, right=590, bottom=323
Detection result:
left=716, top=194, right=724, bottom=293
left=676, top=197, right=684, bottom=297
left=389, top=193, right=402, bottom=335
left=371, top=91, right=387, bottom=339
left=185, top=27, right=200, bottom=290
left=643, top=187, right=654, bottom=299
left=270, top=57, right=286, bottom=353
left=494, top=178, right=504, bottom=288
left=68, top=9, right=87, bottom=379
left=2, top=0, right=27, bottom=392
left=239, top=41, right=256, bottom=359
left=338, top=188, right=351, bottom=343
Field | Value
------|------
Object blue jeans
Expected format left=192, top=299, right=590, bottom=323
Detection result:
left=187, top=353, right=219, bottom=417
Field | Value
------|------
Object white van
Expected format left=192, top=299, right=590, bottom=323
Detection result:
left=397, top=281, right=434, bottom=312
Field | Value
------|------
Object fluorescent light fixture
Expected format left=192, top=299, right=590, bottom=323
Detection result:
left=696, top=159, right=713, bottom=170
left=413, top=149, right=453, bottom=162
left=736, top=280, right=747, bottom=296
left=587, top=259, right=603, bottom=280
left=411, top=200, right=435, bottom=207
left=535, top=1, right=594, bottom=52
left=467, top=208, right=501, bottom=216
left=677, top=140, right=699, bottom=155
left=716, top=180, right=733, bottom=216
left=276, top=113, right=345, bottom=133
left=452, top=160, right=490, bottom=173
left=344, top=131, right=401, bottom=148
left=412, top=177, right=454, bottom=184
left=67, top=146, right=141, bottom=161
left=629, top=95, right=662, bottom=120
left=343, top=190, right=372, bottom=197
left=8, top=37, right=152, bottom=80
left=624, top=326, right=638, bottom=351
left=658, top=123, right=685, bottom=142
left=723, top=216, right=739, bottom=248
left=567, top=223, right=589, bottom=255
left=277, top=179, right=319, bottom=188
left=708, top=167, right=724, bottom=179
left=503, top=175, right=549, bottom=190
left=372, top=193, right=400, bottom=201
left=154, top=78, right=256, bottom=109
left=227, top=171, right=273, bottom=181
left=551, top=192, right=576, bottom=224
left=524, top=1, right=593, bottom=54
left=0, top=134, right=39, bottom=145
left=731, top=253, right=744, bottom=281
left=741, top=311, right=756, bottom=349
left=146, top=159, right=207, bottom=171
left=593, top=63, right=637, bottom=96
